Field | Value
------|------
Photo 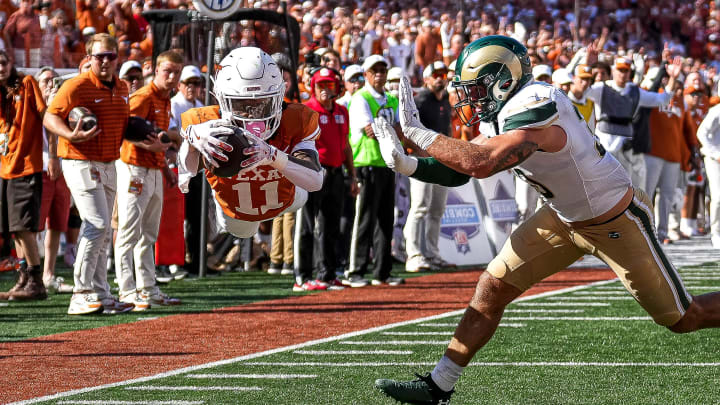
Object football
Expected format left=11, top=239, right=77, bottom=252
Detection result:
left=125, top=116, right=157, bottom=142
left=210, top=126, right=253, bottom=178
left=68, top=106, right=98, bottom=131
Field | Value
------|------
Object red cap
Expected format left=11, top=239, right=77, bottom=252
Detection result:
left=310, top=67, right=340, bottom=89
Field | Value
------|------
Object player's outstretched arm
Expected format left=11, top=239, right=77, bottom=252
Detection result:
left=374, top=116, right=470, bottom=187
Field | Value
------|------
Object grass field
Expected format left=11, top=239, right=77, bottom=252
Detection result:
left=8, top=259, right=720, bottom=405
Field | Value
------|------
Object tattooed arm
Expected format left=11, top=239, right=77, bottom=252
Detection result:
left=424, top=125, right=567, bottom=178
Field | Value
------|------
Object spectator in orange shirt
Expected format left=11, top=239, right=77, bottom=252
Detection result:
left=414, top=21, right=441, bottom=74
left=0, top=50, right=47, bottom=301
left=76, top=0, right=108, bottom=34
left=4, top=0, right=42, bottom=67
left=115, top=50, right=182, bottom=311
left=44, top=33, right=132, bottom=316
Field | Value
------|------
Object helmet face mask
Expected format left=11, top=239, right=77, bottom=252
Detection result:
left=452, top=36, right=533, bottom=125
left=215, top=47, right=285, bottom=140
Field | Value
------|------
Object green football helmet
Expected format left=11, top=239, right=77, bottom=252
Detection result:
left=452, top=35, right=533, bottom=125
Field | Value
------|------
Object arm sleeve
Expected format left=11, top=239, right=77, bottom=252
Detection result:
left=638, top=87, right=672, bottom=108
left=411, top=157, right=471, bottom=187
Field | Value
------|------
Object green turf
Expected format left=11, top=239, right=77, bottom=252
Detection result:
left=0, top=260, right=426, bottom=341
left=24, top=271, right=720, bottom=405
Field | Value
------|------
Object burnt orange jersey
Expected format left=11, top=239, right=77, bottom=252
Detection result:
left=0, top=75, right=46, bottom=179
left=122, top=81, right=170, bottom=169
left=181, top=103, right=319, bottom=222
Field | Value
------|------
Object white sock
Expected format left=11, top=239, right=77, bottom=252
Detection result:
left=430, top=355, right=464, bottom=392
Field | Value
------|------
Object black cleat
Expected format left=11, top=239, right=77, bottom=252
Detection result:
left=375, top=373, right=454, bottom=404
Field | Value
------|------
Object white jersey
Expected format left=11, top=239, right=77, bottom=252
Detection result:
left=479, top=82, right=631, bottom=223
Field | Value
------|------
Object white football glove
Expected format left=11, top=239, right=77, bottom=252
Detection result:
left=240, top=129, right=288, bottom=171
left=399, top=75, right=440, bottom=150
left=372, top=116, right=418, bottom=176
left=182, top=119, right=234, bottom=168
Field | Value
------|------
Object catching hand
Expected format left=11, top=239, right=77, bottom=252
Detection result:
left=241, top=129, right=283, bottom=170
left=182, top=119, right=234, bottom=168
left=372, top=116, right=418, bottom=176
left=399, top=76, right=440, bottom=150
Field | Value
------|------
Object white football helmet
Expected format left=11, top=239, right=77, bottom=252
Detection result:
left=215, top=47, right=285, bottom=140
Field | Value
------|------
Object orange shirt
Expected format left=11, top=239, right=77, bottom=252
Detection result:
left=0, top=75, right=46, bottom=179
left=122, top=82, right=170, bottom=169
left=48, top=70, right=129, bottom=162
left=75, top=0, right=108, bottom=33
left=648, top=92, right=686, bottom=163
left=181, top=103, right=319, bottom=222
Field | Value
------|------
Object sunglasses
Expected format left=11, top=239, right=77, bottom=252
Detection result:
left=348, top=76, right=365, bottom=84
left=183, top=79, right=202, bottom=86
left=317, top=81, right=338, bottom=91
left=124, top=75, right=142, bottom=82
left=369, top=66, right=388, bottom=74
left=431, top=71, right=447, bottom=79
left=92, top=52, right=118, bottom=61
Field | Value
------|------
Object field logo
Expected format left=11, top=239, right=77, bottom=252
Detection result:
left=440, top=190, right=481, bottom=254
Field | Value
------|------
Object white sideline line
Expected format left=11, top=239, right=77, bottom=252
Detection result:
left=187, top=373, right=317, bottom=379
left=504, top=309, right=584, bottom=313
left=688, top=286, right=720, bottom=289
left=8, top=278, right=618, bottom=405
left=0, top=302, right=8, bottom=307
left=126, top=386, right=261, bottom=391
left=516, top=302, right=609, bottom=307
left=58, top=402, right=204, bottom=405
left=137, top=317, right=159, bottom=321
left=383, top=332, right=449, bottom=336
left=420, top=322, right=526, bottom=328
left=294, top=349, right=411, bottom=355
left=340, top=340, right=449, bottom=345
left=241, top=361, right=720, bottom=367
left=595, top=286, right=624, bottom=290
left=547, top=296, right=634, bottom=301
left=682, top=276, right=720, bottom=280
left=503, top=317, right=651, bottom=321
left=572, top=291, right=628, bottom=295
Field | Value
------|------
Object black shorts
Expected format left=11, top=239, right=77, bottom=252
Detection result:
left=0, top=172, right=42, bottom=233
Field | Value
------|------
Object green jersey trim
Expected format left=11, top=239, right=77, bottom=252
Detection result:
left=503, top=100, right=559, bottom=132
left=412, top=157, right=471, bottom=187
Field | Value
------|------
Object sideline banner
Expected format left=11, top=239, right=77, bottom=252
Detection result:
left=438, top=181, right=495, bottom=266
left=475, top=171, right=518, bottom=255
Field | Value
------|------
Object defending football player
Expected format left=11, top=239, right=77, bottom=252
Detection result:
left=374, top=35, right=720, bottom=404
left=178, top=47, right=323, bottom=238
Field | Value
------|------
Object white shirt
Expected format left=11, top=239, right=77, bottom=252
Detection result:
left=697, top=104, right=720, bottom=161
left=348, top=84, right=399, bottom=145
left=170, top=92, right=204, bottom=131
left=585, top=81, right=672, bottom=153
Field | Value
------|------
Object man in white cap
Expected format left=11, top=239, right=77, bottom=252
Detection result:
left=170, top=65, right=204, bottom=132
left=551, top=67, right=572, bottom=94
left=344, top=54, right=405, bottom=287
left=385, top=66, right=402, bottom=96
left=532, top=64, right=552, bottom=84
left=119, top=60, right=143, bottom=94
left=337, top=64, right=363, bottom=108
left=404, top=60, right=454, bottom=273
left=585, top=56, right=681, bottom=191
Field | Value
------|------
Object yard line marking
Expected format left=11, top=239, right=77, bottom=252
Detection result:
left=339, top=340, right=449, bottom=345
left=187, top=373, right=317, bottom=379
left=421, top=323, right=526, bottom=328
left=241, top=361, right=720, bottom=367
left=9, top=278, right=618, bottom=405
left=572, top=291, right=628, bottom=295
left=137, top=317, right=159, bottom=321
left=681, top=276, right=720, bottom=280
left=516, top=302, right=610, bottom=307
left=0, top=303, right=8, bottom=307
left=595, top=286, right=624, bottom=290
left=504, top=309, right=584, bottom=313
left=58, top=402, right=204, bottom=405
left=126, top=386, right=261, bottom=391
left=688, top=286, right=720, bottom=289
left=383, top=332, right=449, bottom=336
left=295, top=350, right=412, bottom=355
left=547, top=296, right=634, bottom=301
left=503, top=316, right=651, bottom=321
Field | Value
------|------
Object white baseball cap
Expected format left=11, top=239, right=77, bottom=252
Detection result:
left=343, top=64, right=364, bottom=81
left=387, top=67, right=403, bottom=81
left=119, top=60, right=142, bottom=79
left=532, top=64, right=552, bottom=80
left=423, top=61, right=448, bottom=79
left=361, top=54, right=389, bottom=72
left=180, top=65, right=202, bottom=83
left=551, top=68, right=572, bottom=85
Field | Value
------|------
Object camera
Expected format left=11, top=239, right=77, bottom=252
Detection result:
left=52, top=77, right=64, bottom=91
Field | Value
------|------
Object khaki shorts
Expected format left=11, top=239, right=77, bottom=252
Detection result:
left=488, top=188, right=692, bottom=326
